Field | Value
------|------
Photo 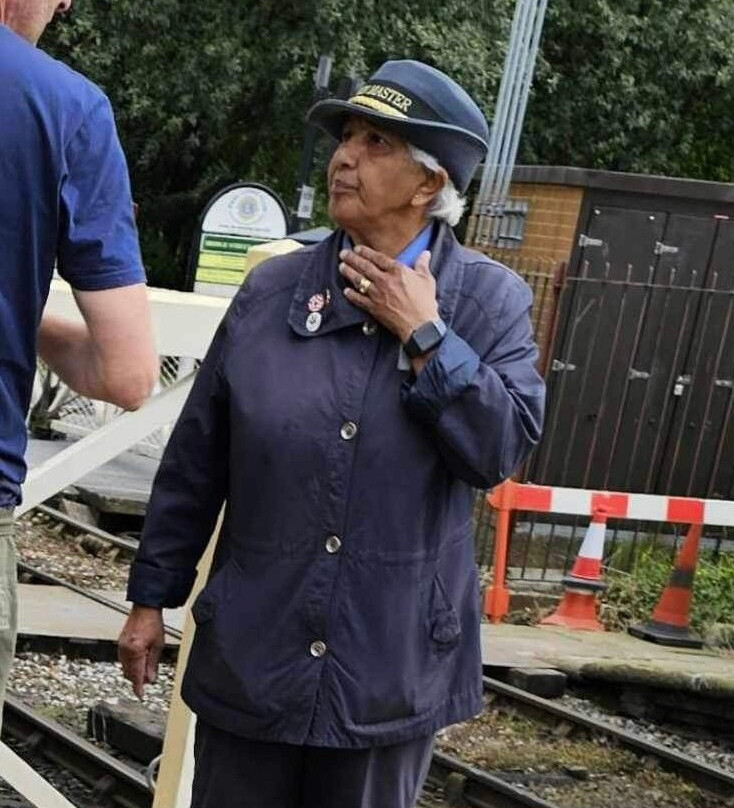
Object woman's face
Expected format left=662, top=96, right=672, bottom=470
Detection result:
left=327, top=116, right=429, bottom=234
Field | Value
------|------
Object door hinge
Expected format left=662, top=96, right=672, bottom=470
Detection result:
left=715, top=378, right=733, bottom=389
left=551, top=360, right=577, bottom=372
left=654, top=241, right=679, bottom=256
left=673, top=374, right=691, bottom=396
left=628, top=368, right=650, bottom=381
left=578, top=234, right=603, bottom=248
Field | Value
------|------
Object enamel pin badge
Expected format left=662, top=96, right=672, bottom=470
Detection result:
left=306, top=311, right=322, bottom=332
left=306, top=288, right=331, bottom=332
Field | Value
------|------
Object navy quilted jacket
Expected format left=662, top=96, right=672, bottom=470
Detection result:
left=127, top=224, right=545, bottom=747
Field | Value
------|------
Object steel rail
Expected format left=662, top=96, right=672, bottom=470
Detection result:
left=2, top=694, right=151, bottom=808
left=483, top=677, right=734, bottom=799
left=429, top=749, right=560, bottom=808
left=17, top=561, right=182, bottom=641
left=34, top=504, right=139, bottom=555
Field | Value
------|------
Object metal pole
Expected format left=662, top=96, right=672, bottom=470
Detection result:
left=496, top=0, right=549, bottom=206
left=478, top=0, right=529, bottom=205
left=478, top=0, right=533, bottom=244
left=489, top=0, right=534, bottom=211
left=291, top=54, right=332, bottom=233
left=474, top=0, right=548, bottom=247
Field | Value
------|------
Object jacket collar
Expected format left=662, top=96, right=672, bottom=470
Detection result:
left=287, top=223, right=464, bottom=338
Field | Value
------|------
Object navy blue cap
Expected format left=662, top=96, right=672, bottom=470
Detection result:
left=307, top=60, right=489, bottom=194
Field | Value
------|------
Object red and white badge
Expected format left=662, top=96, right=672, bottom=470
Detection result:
left=308, top=293, right=326, bottom=313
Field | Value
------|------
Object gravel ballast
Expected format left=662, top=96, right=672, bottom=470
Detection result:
left=560, top=691, right=734, bottom=775
left=9, top=653, right=174, bottom=738
left=9, top=509, right=734, bottom=806
left=13, top=513, right=131, bottom=590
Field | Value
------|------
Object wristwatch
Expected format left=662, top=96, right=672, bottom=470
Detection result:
left=403, top=318, right=447, bottom=359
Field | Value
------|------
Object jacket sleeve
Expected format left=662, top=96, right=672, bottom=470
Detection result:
left=126, top=303, right=234, bottom=609
left=401, top=277, right=545, bottom=489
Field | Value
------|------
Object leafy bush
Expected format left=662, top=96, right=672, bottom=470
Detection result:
left=601, top=548, right=734, bottom=643
left=40, top=1, right=734, bottom=287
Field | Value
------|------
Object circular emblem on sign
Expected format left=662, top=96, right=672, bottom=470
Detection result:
left=228, top=190, right=265, bottom=227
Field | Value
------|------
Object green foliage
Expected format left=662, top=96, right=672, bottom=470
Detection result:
left=601, top=548, right=734, bottom=642
left=692, top=553, right=734, bottom=632
left=40, top=0, right=734, bottom=286
left=41, top=0, right=511, bottom=286
left=521, top=0, right=734, bottom=180
left=601, top=548, right=671, bottom=631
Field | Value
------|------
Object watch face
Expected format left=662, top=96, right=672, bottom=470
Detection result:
left=406, top=319, right=447, bottom=358
left=415, top=324, right=437, bottom=353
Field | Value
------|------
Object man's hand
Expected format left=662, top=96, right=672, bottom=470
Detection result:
left=118, top=605, right=165, bottom=699
left=339, top=247, right=439, bottom=343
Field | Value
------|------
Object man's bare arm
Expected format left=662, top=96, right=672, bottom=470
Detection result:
left=38, top=283, right=158, bottom=411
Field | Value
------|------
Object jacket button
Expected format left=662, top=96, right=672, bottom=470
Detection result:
left=325, top=535, right=342, bottom=554
left=340, top=421, right=358, bottom=440
left=310, top=640, right=327, bottom=658
left=362, top=321, right=378, bottom=336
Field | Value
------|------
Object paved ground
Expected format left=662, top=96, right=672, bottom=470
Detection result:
left=26, top=439, right=157, bottom=515
left=17, top=585, right=183, bottom=643
left=482, top=622, right=734, bottom=697
left=17, top=585, right=733, bottom=696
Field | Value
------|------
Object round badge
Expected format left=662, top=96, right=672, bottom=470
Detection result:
left=306, top=312, right=322, bottom=332
left=308, top=293, right=325, bottom=313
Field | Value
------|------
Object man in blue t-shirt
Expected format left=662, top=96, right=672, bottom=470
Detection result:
left=0, top=0, right=159, bottom=720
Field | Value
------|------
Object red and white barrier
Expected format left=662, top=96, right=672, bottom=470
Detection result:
left=494, top=482, right=734, bottom=526
left=484, top=480, right=734, bottom=624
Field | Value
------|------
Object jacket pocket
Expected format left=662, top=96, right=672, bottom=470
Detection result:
left=337, top=561, right=462, bottom=727
left=190, top=558, right=232, bottom=625
left=185, top=559, right=270, bottom=716
left=427, top=573, right=462, bottom=651
left=185, top=552, right=308, bottom=717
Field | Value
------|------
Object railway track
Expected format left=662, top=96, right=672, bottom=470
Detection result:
left=5, top=667, right=734, bottom=808
left=428, top=750, right=559, bottom=807
left=2, top=695, right=151, bottom=808
left=10, top=508, right=734, bottom=807
left=1, top=692, right=559, bottom=808
left=16, top=560, right=182, bottom=642
left=481, top=676, right=734, bottom=801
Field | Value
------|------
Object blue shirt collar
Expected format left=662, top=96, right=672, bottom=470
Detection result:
left=341, top=222, right=435, bottom=269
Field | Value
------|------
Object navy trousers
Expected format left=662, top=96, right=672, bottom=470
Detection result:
left=190, top=721, right=434, bottom=808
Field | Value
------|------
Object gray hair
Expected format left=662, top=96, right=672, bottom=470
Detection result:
left=407, top=144, right=467, bottom=227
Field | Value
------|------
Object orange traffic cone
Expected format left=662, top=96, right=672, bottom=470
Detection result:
left=629, top=524, right=703, bottom=648
left=541, top=508, right=608, bottom=631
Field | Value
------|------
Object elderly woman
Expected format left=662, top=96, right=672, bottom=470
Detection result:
left=119, top=60, right=544, bottom=808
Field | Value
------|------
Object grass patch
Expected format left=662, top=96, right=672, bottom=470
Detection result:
left=437, top=706, right=703, bottom=806
left=601, top=548, right=734, bottom=642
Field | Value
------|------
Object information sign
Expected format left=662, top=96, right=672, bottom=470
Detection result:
left=189, top=183, right=289, bottom=296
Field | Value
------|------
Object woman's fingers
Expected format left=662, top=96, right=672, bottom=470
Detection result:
left=117, top=606, right=165, bottom=699
left=350, top=245, right=401, bottom=273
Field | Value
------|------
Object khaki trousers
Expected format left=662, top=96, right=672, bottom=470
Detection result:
left=0, top=508, right=17, bottom=730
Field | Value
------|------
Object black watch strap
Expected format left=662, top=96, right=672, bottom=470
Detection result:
left=403, top=319, right=447, bottom=359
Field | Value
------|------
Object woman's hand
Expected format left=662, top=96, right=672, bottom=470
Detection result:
left=339, top=246, right=439, bottom=343
left=118, top=605, right=165, bottom=699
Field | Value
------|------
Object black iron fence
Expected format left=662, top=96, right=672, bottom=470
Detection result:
left=474, top=253, right=565, bottom=375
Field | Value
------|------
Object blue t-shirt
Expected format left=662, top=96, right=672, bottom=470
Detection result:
left=0, top=25, right=146, bottom=506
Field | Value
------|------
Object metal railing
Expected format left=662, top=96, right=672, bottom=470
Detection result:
left=29, top=356, right=190, bottom=459
left=20, top=281, right=227, bottom=516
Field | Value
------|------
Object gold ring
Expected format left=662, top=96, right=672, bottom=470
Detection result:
left=357, top=276, right=372, bottom=295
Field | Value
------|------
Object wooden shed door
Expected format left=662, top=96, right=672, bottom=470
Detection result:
left=531, top=206, right=734, bottom=499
